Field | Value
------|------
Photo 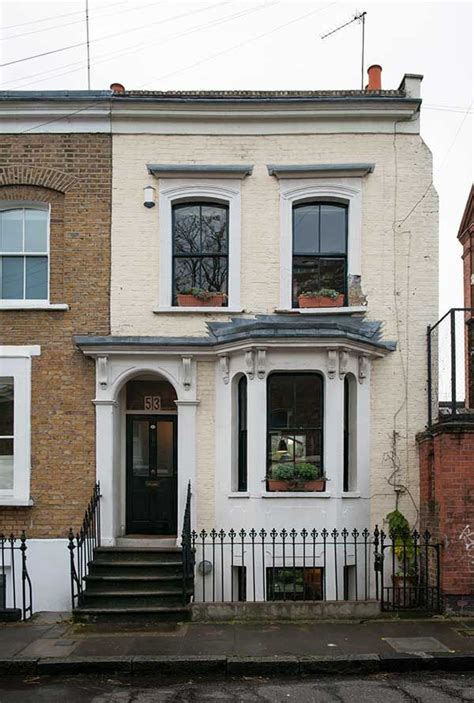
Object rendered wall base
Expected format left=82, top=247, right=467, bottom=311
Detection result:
left=191, top=600, right=381, bottom=622
left=17, top=539, right=71, bottom=614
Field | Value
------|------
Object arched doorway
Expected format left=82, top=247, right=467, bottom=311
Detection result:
left=125, top=376, right=178, bottom=535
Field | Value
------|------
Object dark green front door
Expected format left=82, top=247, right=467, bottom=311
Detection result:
left=126, top=415, right=177, bottom=535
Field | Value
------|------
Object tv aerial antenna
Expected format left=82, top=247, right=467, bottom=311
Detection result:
left=321, top=12, right=367, bottom=89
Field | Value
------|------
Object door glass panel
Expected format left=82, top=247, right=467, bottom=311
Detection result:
left=156, top=422, right=174, bottom=477
left=127, top=380, right=177, bottom=411
left=132, top=420, right=149, bottom=476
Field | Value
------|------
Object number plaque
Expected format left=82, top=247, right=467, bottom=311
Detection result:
left=144, top=396, right=161, bottom=411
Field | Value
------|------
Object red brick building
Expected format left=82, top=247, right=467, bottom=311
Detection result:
left=418, top=186, right=474, bottom=614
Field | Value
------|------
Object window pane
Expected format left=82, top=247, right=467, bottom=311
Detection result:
left=24, top=209, right=48, bottom=252
left=294, top=375, right=322, bottom=427
left=126, top=379, right=177, bottom=411
left=173, top=205, right=201, bottom=254
left=294, top=431, right=322, bottom=468
left=0, top=210, right=23, bottom=252
left=320, top=205, right=346, bottom=253
left=174, top=257, right=201, bottom=292
left=293, top=204, right=319, bottom=254
left=25, top=256, right=47, bottom=299
left=1, top=256, right=24, bottom=299
left=268, top=375, right=294, bottom=428
left=319, top=258, right=345, bottom=293
left=201, top=205, right=227, bottom=253
left=292, top=255, right=319, bottom=302
left=200, top=256, right=227, bottom=293
left=0, top=378, right=14, bottom=437
left=0, top=439, right=13, bottom=490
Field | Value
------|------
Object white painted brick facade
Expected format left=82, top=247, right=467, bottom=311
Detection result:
left=111, top=130, right=438, bottom=529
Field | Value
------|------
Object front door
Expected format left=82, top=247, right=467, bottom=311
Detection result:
left=126, top=415, right=177, bottom=535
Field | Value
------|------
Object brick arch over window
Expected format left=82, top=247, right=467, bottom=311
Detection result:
left=0, top=165, right=79, bottom=193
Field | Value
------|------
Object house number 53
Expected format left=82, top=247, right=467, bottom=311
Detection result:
left=144, top=396, right=161, bottom=411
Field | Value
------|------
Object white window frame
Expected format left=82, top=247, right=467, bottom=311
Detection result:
left=0, top=346, right=40, bottom=506
left=156, top=180, right=242, bottom=312
left=0, top=202, right=50, bottom=307
left=278, top=179, right=363, bottom=311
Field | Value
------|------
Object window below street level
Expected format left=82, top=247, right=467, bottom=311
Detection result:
left=292, top=202, right=347, bottom=308
left=0, top=206, right=49, bottom=301
left=172, top=202, right=228, bottom=306
left=266, top=567, right=323, bottom=601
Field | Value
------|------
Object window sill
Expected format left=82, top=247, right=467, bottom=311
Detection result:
left=0, top=302, right=69, bottom=311
left=262, top=492, right=332, bottom=498
left=275, top=306, right=367, bottom=315
left=341, top=491, right=361, bottom=498
left=0, top=497, right=34, bottom=507
left=153, top=306, right=243, bottom=314
left=228, top=492, right=250, bottom=499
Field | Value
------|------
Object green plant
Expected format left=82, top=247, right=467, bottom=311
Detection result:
left=296, top=462, right=320, bottom=481
left=299, top=288, right=340, bottom=299
left=270, top=462, right=325, bottom=483
left=385, top=510, right=416, bottom=575
left=179, top=287, right=226, bottom=300
left=271, top=464, right=296, bottom=481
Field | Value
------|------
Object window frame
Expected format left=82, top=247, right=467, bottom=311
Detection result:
left=0, top=202, right=50, bottom=304
left=266, top=372, right=324, bottom=491
left=156, top=180, right=242, bottom=312
left=0, top=346, right=40, bottom=506
left=291, top=201, right=348, bottom=308
left=237, top=374, right=248, bottom=492
left=171, top=201, right=229, bottom=306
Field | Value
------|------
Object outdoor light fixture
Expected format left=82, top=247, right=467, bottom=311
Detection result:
left=198, top=560, right=213, bottom=576
left=277, top=437, right=288, bottom=452
left=143, top=185, right=156, bottom=208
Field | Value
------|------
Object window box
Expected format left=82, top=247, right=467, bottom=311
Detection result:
left=267, top=478, right=326, bottom=492
left=176, top=292, right=225, bottom=307
left=298, top=293, right=344, bottom=309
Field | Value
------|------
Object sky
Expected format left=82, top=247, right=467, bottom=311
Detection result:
left=1, top=0, right=473, bottom=327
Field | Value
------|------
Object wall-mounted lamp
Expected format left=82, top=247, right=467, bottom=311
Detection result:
left=143, top=185, right=156, bottom=208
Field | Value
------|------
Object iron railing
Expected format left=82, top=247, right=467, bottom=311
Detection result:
left=181, top=481, right=194, bottom=605
left=190, top=526, right=441, bottom=612
left=0, top=532, right=33, bottom=620
left=427, top=307, right=474, bottom=425
left=68, top=482, right=101, bottom=609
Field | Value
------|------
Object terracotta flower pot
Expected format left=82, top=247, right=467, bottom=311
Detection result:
left=298, top=294, right=344, bottom=308
left=267, top=478, right=326, bottom=492
left=177, top=293, right=225, bottom=307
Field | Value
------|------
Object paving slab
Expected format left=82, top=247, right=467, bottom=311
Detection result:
left=384, top=636, right=452, bottom=654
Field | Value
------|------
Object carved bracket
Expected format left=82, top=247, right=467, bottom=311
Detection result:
left=245, top=350, right=255, bottom=380
left=327, top=350, right=337, bottom=380
left=182, top=356, right=193, bottom=391
left=257, top=348, right=267, bottom=379
left=358, top=355, right=369, bottom=384
left=220, top=356, right=230, bottom=384
left=97, top=356, right=109, bottom=389
left=339, top=351, right=349, bottom=379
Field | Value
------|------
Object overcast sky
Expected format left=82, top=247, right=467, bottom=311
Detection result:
left=1, top=0, right=472, bottom=320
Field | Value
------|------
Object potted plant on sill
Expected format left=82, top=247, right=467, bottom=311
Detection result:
left=385, top=509, right=418, bottom=606
left=176, top=287, right=227, bottom=307
left=298, top=288, right=344, bottom=309
left=267, top=462, right=327, bottom=492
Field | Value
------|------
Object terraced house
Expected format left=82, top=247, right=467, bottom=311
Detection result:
left=0, top=66, right=440, bottom=619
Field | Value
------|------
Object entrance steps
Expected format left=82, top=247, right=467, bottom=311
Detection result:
left=73, top=546, right=192, bottom=623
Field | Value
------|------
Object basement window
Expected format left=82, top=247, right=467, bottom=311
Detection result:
left=266, top=567, right=323, bottom=601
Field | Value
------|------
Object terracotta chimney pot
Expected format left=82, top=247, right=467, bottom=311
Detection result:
left=110, top=82, right=125, bottom=94
left=366, top=65, right=382, bottom=91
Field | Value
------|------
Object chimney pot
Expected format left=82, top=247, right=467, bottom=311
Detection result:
left=367, top=65, right=382, bottom=91
left=110, top=82, right=125, bottom=94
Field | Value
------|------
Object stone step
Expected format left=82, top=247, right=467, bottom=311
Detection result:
left=93, top=547, right=183, bottom=563
left=89, top=561, right=183, bottom=579
left=81, top=592, right=187, bottom=608
left=83, top=575, right=189, bottom=593
left=73, top=605, right=191, bottom=624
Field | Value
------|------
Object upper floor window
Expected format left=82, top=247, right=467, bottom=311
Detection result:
left=172, top=202, right=228, bottom=307
left=0, top=206, right=49, bottom=301
left=292, top=202, right=347, bottom=308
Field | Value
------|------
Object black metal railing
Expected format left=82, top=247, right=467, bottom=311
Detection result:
left=0, top=532, right=33, bottom=620
left=181, top=481, right=194, bottom=605
left=68, top=482, right=101, bottom=610
left=190, top=526, right=441, bottom=612
left=427, top=307, right=474, bottom=425
left=380, top=528, right=441, bottom=612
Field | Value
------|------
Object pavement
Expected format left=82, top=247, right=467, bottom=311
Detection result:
left=0, top=612, right=473, bottom=678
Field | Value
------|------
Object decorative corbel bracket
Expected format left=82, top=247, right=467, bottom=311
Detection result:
left=182, top=356, right=193, bottom=391
left=97, top=355, right=109, bottom=389
left=358, top=355, right=369, bottom=384
left=339, top=351, right=349, bottom=379
left=327, top=350, right=337, bottom=380
left=220, top=355, right=230, bottom=384
left=257, top=348, right=267, bottom=379
left=245, top=350, right=255, bottom=380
